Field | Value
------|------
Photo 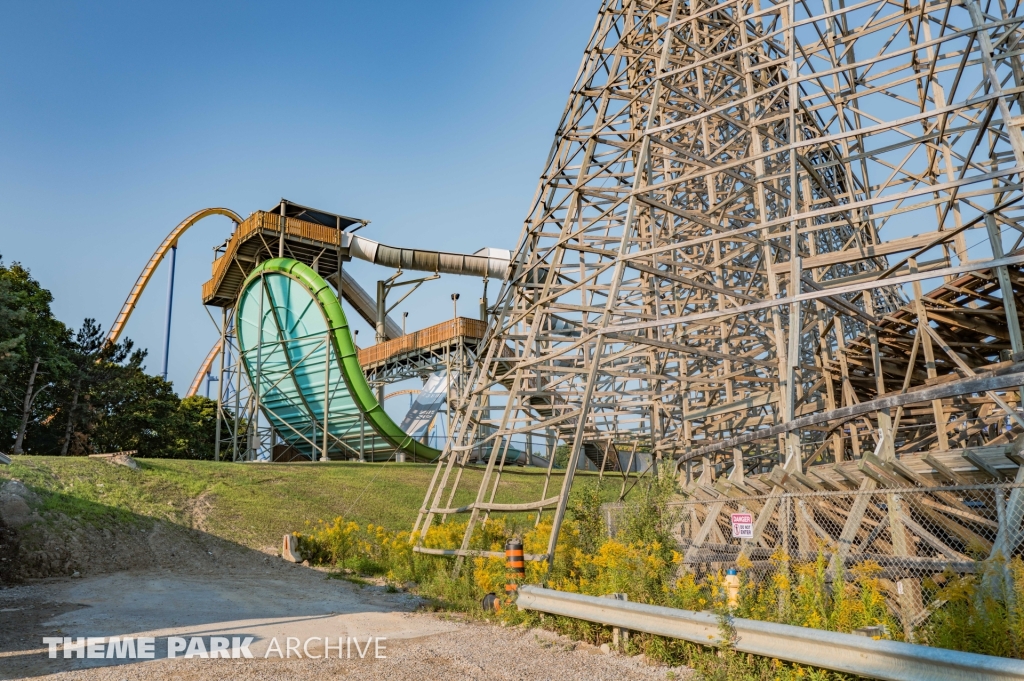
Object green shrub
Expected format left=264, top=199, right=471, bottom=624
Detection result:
left=917, top=556, right=1024, bottom=658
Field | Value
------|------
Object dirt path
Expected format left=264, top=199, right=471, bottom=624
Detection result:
left=1, top=561, right=688, bottom=681
left=0, top=473, right=690, bottom=680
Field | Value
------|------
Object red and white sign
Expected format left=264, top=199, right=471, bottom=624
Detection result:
left=730, top=513, right=753, bottom=539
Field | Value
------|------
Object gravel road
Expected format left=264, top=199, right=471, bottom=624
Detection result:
left=1, top=560, right=690, bottom=681
left=4, top=625, right=688, bottom=680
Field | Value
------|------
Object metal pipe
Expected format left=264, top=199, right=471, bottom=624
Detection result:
left=376, top=280, right=386, bottom=344
left=321, top=330, right=330, bottom=462
left=161, top=244, right=177, bottom=381
left=278, top=200, right=286, bottom=258
left=253, top=276, right=264, bottom=460
left=516, top=586, right=1024, bottom=681
left=359, top=410, right=366, bottom=462
left=232, top=336, right=241, bottom=462
left=480, top=278, right=488, bottom=321
left=214, top=308, right=226, bottom=462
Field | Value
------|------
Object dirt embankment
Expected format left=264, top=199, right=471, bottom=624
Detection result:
left=0, top=513, right=19, bottom=583
left=0, top=477, right=270, bottom=582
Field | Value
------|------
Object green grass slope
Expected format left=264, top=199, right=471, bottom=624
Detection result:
left=1, top=457, right=623, bottom=549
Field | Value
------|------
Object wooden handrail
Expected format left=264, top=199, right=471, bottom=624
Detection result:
left=359, top=317, right=487, bottom=368
left=202, top=211, right=341, bottom=303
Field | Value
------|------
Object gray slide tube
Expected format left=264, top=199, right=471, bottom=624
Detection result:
left=342, top=234, right=510, bottom=280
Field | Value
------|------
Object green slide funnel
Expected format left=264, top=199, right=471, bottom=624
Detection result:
left=235, top=258, right=441, bottom=462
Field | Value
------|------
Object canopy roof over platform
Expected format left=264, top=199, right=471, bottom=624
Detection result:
left=268, top=199, right=367, bottom=231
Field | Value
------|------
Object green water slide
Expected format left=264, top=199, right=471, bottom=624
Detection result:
left=235, top=258, right=441, bottom=462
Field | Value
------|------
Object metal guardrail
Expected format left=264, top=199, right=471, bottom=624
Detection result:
left=0, top=453, right=10, bottom=465
left=516, top=585, right=1024, bottom=681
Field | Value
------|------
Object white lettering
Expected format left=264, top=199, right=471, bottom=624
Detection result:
left=285, top=637, right=301, bottom=658
left=42, top=637, right=61, bottom=659
left=47, top=633, right=264, bottom=661
left=375, top=637, right=387, bottom=659
left=184, top=637, right=209, bottom=659
left=324, top=636, right=342, bottom=659
left=86, top=637, right=105, bottom=659
left=167, top=637, right=187, bottom=658
left=264, top=637, right=283, bottom=659
left=233, top=636, right=254, bottom=659
left=303, top=637, right=321, bottom=659
left=137, top=637, right=155, bottom=659
left=353, top=636, right=372, bottom=659
left=209, top=637, right=230, bottom=659
left=106, top=637, right=136, bottom=658
left=63, top=637, right=85, bottom=659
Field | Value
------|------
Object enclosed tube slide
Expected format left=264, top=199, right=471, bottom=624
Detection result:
left=235, top=258, right=440, bottom=462
left=343, top=233, right=510, bottom=280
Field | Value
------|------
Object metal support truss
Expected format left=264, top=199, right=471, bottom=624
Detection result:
left=211, top=307, right=264, bottom=462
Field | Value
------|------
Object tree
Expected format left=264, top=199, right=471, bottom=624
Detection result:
left=52, top=322, right=221, bottom=459
left=1, top=256, right=222, bottom=460
left=0, top=256, right=72, bottom=451
left=172, top=396, right=219, bottom=460
left=86, top=358, right=181, bottom=456
left=13, top=357, right=45, bottom=454
left=553, top=444, right=572, bottom=469
left=57, top=319, right=137, bottom=456
left=0, top=264, right=28, bottom=385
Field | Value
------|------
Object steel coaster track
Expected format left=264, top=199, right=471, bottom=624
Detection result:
left=106, top=207, right=242, bottom=346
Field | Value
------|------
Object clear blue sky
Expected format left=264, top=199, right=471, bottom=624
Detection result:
left=0, top=1, right=596, bottom=394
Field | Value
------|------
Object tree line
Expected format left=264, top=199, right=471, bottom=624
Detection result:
left=0, top=255, right=220, bottom=458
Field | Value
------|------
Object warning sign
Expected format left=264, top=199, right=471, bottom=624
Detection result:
left=731, top=513, right=753, bottom=539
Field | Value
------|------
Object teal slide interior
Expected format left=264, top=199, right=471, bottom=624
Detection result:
left=235, top=258, right=441, bottom=462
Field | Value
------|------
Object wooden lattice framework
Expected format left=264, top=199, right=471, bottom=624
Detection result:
left=413, top=0, right=1024, bottom=576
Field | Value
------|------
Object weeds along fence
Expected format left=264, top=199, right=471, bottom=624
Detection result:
left=603, top=483, right=1024, bottom=632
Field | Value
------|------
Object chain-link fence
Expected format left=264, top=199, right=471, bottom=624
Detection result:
left=677, top=483, right=1020, bottom=572
left=604, top=483, right=1024, bottom=628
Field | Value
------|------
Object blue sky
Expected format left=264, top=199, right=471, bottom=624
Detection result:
left=0, top=1, right=596, bottom=394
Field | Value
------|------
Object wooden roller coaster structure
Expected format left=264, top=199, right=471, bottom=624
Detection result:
left=411, top=0, right=1024, bottom=637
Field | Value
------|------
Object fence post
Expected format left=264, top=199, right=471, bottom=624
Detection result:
left=603, top=592, right=629, bottom=650
left=780, top=494, right=791, bottom=618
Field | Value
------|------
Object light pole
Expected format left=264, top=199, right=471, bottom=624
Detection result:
left=451, top=293, right=460, bottom=319
left=403, top=311, right=408, bottom=335
left=378, top=272, right=439, bottom=342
